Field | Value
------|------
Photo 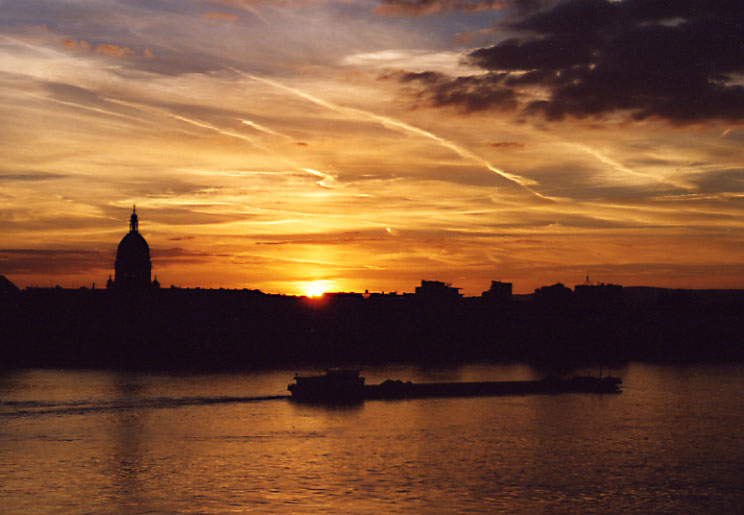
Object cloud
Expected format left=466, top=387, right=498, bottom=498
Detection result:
left=0, top=249, right=111, bottom=275
left=0, top=245, right=215, bottom=279
left=683, top=169, right=744, bottom=195
left=374, top=0, right=506, bottom=16
left=453, top=28, right=495, bottom=45
left=342, top=49, right=478, bottom=76
left=0, top=171, right=67, bottom=181
left=398, top=0, right=744, bottom=123
left=488, top=141, right=525, bottom=149
left=254, top=230, right=387, bottom=246
left=202, top=12, right=239, bottom=21
left=152, top=247, right=214, bottom=265
left=58, top=38, right=147, bottom=59
left=94, top=44, right=135, bottom=57
left=58, top=38, right=91, bottom=52
left=399, top=70, right=516, bottom=112
left=374, top=0, right=557, bottom=16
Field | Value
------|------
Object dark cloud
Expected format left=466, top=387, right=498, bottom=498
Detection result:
left=400, top=0, right=744, bottom=123
left=152, top=247, right=213, bottom=266
left=685, top=169, right=744, bottom=195
left=375, top=0, right=504, bottom=15
left=0, top=248, right=110, bottom=275
left=0, top=171, right=67, bottom=181
left=44, top=82, right=104, bottom=104
left=488, top=141, right=525, bottom=149
left=0, top=246, right=215, bottom=277
left=400, top=71, right=516, bottom=111
left=374, top=0, right=555, bottom=15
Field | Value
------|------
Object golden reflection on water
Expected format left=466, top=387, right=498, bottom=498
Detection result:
left=1, top=365, right=744, bottom=513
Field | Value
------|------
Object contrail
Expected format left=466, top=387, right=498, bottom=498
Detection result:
left=571, top=143, right=651, bottom=180
left=721, top=127, right=735, bottom=137
left=575, top=142, right=696, bottom=192
left=26, top=93, right=147, bottom=124
left=239, top=71, right=552, bottom=200
left=106, top=98, right=262, bottom=147
left=107, top=98, right=337, bottom=188
left=241, top=119, right=293, bottom=139
left=549, top=135, right=689, bottom=191
left=302, top=168, right=336, bottom=189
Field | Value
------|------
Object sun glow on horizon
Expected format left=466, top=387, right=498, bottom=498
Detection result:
left=300, top=280, right=334, bottom=297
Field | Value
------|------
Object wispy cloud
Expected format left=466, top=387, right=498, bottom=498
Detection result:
left=241, top=71, right=548, bottom=199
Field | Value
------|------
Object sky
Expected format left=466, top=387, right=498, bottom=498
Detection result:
left=1, top=0, right=743, bottom=296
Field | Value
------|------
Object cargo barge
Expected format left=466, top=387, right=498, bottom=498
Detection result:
left=288, top=369, right=622, bottom=403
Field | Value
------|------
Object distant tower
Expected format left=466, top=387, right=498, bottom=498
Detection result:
left=114, top=206, right=152, bottom=291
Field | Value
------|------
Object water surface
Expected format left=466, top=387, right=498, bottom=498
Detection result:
left=1, top=363, right=743, bottom=513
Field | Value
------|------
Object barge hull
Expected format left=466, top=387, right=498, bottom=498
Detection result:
left=363, top=377, right=621, bottom=400
left=288, top=374, right=622, bottom=403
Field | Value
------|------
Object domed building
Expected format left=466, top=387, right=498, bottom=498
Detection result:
left=111, top=206, right=153, bottom=291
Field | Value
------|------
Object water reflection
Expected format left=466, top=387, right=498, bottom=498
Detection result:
left=290, top=402, right=365, bottom=415
left=108, top=374, right=149, bottom=511
left=1, top=364, right=743, bottom=513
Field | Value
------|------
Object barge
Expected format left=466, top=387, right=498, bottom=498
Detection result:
left=288, top=370, right=622, bottom=403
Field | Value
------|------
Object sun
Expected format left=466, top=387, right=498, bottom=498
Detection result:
left=302, top=280, right=332, bottom=297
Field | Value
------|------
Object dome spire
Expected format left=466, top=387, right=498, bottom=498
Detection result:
left=129, top=205, right=139, bottom=233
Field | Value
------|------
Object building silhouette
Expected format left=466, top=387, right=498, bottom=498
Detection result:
left=534, top=282, right=572, bottom=305
left=111, top=206, right=153, bottom=291
left=0, top=275, right=20, bottom=297
left=415, top=280, right=462, bottom=300
left=574, top=282, right=623, bottom=307
left=481, top=280, right=512, bottom=303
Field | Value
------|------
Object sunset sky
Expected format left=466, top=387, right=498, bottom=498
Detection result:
left=1, top=0, right=743, bottom=296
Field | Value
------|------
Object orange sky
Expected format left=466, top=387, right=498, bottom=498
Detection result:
left=1, top=1, right=743, bottom=296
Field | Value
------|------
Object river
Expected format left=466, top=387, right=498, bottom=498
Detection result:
left=1, top=363, right=743, bottom=513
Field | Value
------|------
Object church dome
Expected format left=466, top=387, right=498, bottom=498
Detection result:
left=114, top=207, right=152, bottom=291
left=116, top=231, right=150, bottom=262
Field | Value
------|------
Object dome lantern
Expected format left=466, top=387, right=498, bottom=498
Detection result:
left=129, top=205, right=139, bottom=233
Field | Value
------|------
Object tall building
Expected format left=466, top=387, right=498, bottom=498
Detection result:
left=112, top=206, right=152, bottom=291
left=415, top=280, right=462, bottom=300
